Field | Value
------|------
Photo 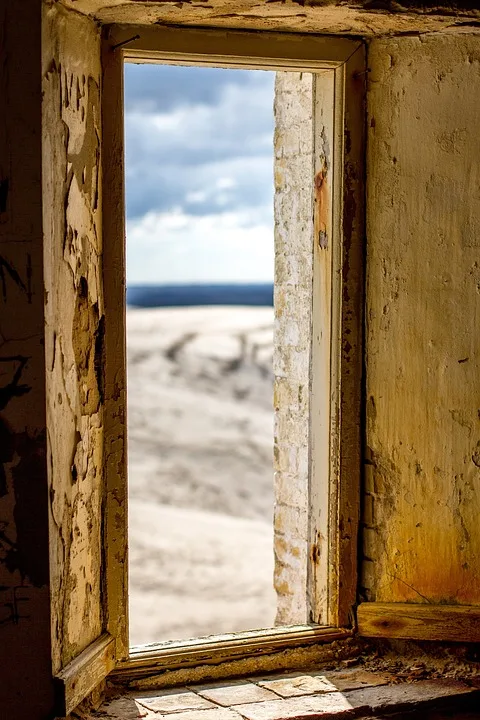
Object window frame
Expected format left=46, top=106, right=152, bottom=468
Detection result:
left=100, top=23, right=365, bottom=683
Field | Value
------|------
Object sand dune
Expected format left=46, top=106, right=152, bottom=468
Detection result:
left=129, top=500, right=276, bottom=644
left=127, top=306, right=276, bottom=645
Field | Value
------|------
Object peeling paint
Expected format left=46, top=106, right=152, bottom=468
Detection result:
left=314, top=168, right=329, bottom=249
left=43, top=3, right=104, bottom=673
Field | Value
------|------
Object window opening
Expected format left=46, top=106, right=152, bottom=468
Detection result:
left=125, top=63, right=279, bottom=645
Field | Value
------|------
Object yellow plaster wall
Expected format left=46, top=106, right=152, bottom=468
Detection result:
left=363, top=32, right=480, bottom=605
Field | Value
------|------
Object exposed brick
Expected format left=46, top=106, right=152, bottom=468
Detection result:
left=272, top=346, right=310, bottom=382
left=363, top=462, right=375, bottom=494
left=274, top=505, right=308, bottom=541
left=275, top=409, right=309, bottom=450
left=361, top=559, right=375, bottom=597
left=362, top=528, right=377, bottom=560
left=273, top=69, right=314, bottom=629
left=362, top=494, right=375, bottom=527
left=274, top=471, right=309, bottom=511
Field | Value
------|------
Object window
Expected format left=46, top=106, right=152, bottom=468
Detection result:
left=124, top=63, right=277, bottom=645
left=53, top=23, right=365, bottom=715
left=105, top=21, right=365, bottom=655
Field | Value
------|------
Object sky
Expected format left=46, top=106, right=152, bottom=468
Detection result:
left=124, top=63, right=275, bottom=285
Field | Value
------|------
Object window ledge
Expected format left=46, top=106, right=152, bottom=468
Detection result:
left=87, top=668, right=480, bottom=720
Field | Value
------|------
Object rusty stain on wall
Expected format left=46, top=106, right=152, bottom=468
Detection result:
left=314, top=168, right=329, bottom=249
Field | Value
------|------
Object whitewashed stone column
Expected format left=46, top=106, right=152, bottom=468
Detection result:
left=273, top=72, right=315, bottom=624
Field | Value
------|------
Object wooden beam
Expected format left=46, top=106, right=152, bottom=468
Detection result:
left=108, top=25, right=359, bottom=70
left=101, top=27, right=129, bottom=662
left=329, top=42, right=365, bottom=629
left=357, top=602, right=480, bottom=642
left=54, top=633, right=116, bottom=717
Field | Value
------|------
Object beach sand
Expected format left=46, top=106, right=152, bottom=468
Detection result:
left=127, top=306, right=276, bottom=646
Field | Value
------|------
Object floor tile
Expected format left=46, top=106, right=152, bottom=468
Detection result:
left=234, top=692, right=355, bottom=719
left=134, top=687, right=216, bottom=713
left=192, top=679, right=279, bottom=706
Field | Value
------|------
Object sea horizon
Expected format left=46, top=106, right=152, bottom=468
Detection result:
left=127, top=282, right=274, bottom=308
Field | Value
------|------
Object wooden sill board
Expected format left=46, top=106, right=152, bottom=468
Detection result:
left=357, top=602, right=480, bottom=642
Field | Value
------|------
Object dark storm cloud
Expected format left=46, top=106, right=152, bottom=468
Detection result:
left=124, top=64, right=275, bottom=220
left=124, top=63, right=267, bottom=113
left=126, top=156, right=273, bottom=221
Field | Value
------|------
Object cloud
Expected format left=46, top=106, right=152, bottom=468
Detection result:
left=125, top=66, right=274, bottom=219
left=126, top=208, right=274, bottom=284
left=126, top=153, right=274, bottom=222
left=124, top=64, right=275, bottom=283
left=125, top=63, right=271, bottom=113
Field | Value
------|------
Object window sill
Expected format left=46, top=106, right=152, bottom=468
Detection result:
left=112, top=626, right=352, bottom=684
left=90, top=666, right=480, bottom=720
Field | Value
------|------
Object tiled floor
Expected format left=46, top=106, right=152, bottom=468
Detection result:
left=90, top=668, right=480, bottom=719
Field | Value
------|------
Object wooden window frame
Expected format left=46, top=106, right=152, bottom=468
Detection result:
left=97, top=23, right=364, bottom=691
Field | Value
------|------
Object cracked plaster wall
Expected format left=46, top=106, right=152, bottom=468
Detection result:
left=362, top=32, right=480, bottom=605
left=57, top=0, right=480, bottom=38
left=43, top=4, right=104, bottom=673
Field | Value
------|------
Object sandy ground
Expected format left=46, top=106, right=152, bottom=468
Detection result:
left=127, top=306, right=276, bottom=646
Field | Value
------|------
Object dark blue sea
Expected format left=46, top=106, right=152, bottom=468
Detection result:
left=127, top=283, right=274, bottom=308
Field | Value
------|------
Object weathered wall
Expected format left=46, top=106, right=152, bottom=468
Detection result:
left=274, top=71, right=315, bottom=625
left=0, top=1, right=56, bottom=717
left=42, top=4, right=105, bottom=672
left=363, top=32, right=480, bottom=605
left=60, top=0, right=480, bottom=38
left=274, top=71, right=341, bottom=625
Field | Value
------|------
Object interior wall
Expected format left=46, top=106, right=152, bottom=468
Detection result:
left=42, top=3, right=105, bottom=672
left=0, top=2, right=55, bottom=718
left=363, top=32, right=480, bottom=605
